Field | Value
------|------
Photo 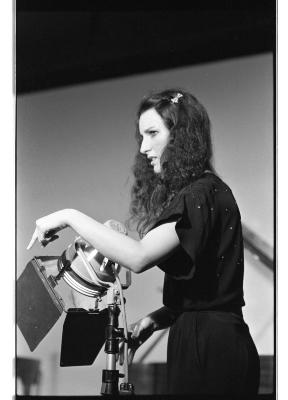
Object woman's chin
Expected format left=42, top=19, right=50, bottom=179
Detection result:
left=153, top=165, right=161, bottom=174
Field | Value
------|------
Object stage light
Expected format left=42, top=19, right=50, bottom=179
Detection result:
left=17, top=220, right=134, bottom=395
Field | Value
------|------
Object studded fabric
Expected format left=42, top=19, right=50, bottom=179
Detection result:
left=150, top=172, right=245, bottom=312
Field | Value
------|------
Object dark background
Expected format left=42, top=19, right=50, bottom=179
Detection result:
left=16, top=0, right=276, bottom=94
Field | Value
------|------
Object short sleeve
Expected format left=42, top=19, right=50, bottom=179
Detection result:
left=151, top=186, right=215, bottom=280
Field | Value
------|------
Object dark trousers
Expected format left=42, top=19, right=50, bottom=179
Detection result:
left=167, top=310, right=260, bottom=395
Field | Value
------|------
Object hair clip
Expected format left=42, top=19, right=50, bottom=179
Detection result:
left=170, top=93, right=183, bottom=104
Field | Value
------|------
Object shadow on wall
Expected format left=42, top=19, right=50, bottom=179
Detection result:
left=16, top=357, right=42, bottom=395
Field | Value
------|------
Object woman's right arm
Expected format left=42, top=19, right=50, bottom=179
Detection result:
left=27, top=209, right=180, bottom=274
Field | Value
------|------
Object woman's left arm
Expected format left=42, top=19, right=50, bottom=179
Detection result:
left=27, top=208, right=179, bottom=274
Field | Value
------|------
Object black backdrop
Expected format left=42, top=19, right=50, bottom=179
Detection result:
left=16, top=0, right=276, bottom=94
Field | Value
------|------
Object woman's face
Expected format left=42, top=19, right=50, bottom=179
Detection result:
left=139, top=108, right=170, bottom=174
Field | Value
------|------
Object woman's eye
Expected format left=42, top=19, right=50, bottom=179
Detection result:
left=149, top=130, right=158, bottom=136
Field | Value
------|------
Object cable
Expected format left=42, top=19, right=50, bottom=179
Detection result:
left=113, top=264, right=129, bottom=384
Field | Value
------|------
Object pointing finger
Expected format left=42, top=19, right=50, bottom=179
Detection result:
left=27, top=229, right=38, bottom=250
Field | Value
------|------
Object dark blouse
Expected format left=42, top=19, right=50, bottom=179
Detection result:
left=151, top=172, right=245, bottom=313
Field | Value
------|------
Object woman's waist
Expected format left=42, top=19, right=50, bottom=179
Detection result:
left=167, top=302, right=243, bottom=317
left=169, top=309, right=248, bottom=336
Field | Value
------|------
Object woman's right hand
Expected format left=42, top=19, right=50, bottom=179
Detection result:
left=119, top=315, right=156, bottom=365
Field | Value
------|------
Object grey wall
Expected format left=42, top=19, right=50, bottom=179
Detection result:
left=16, top=53, right=273, bottom=395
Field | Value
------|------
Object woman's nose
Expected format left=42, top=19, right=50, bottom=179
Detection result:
left=140, top=136, right=151, bottom=154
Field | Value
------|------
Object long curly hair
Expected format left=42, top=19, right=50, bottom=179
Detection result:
left=128, top=88, right=215, bottom=236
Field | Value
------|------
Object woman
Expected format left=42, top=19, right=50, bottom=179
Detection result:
left=27, top=89, right=260, bottom=395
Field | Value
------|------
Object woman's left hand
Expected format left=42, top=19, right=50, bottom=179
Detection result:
left=118, top=316, right=156, bottom=365
left=27, top=209, right=70, bottom=250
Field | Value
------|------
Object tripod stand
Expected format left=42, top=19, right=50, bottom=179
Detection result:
left=101, top=285, right=134, bottom=395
